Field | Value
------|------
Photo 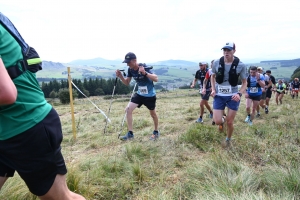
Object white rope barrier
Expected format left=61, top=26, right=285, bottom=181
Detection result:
left=71, top=81, right=111, bottom=123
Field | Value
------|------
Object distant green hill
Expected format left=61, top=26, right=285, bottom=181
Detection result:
left=260, top=58, right=300, bottom=68
left=37, top=58, right=299, bottom=86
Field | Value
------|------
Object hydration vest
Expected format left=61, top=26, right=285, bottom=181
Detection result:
left=216, top=56, right=240, bottom=86
left=196, top=68, right=208, bottom=87
left=0, top=12, right=42, bottom=79
left=247, top=75, right=261, bottom=88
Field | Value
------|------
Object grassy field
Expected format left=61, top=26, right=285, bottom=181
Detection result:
left=1, top=89, right=300, bottom=199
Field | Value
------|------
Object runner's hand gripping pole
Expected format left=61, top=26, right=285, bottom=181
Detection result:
left=118, top=82, right=137, bottom=139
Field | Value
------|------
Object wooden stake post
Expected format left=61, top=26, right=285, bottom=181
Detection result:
left=68, top=67, right=76, bottom=139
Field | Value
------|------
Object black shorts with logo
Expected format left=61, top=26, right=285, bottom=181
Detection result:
left=0, top=108, right=67, bottom=196
left=131, top=93, right=157, bottom=110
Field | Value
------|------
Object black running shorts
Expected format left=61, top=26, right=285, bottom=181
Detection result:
left=131, top=93, right=156, bottom=110
left=0, top=108, right=67, bottom=196
left=248, top=95, right=261, bottom=101
left=201, top=91, right=211, bottom=101
left=266, top=89, right=272, bottom=98
left=260, top=91, right=266, bottom=100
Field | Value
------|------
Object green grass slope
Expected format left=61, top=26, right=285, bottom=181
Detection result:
left=1, top=89, right=300, bottom=199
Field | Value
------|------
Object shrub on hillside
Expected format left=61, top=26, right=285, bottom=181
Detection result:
left=58, top=88, right=78, bottom=104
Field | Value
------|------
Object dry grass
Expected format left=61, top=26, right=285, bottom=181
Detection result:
left=1, top=89, right=300, bottom=199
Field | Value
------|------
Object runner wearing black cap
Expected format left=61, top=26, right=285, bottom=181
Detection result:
left=116, top=52, right=159, bottom=141
left=191, top=62, right=213, bottom=123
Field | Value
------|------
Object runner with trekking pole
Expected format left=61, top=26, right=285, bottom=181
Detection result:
left=115, top=52, right=159, bottom=141
left=104, top=70, right=126, bottom=134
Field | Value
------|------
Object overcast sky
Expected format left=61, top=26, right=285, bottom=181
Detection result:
left=1, top=0, right=300, bottom=64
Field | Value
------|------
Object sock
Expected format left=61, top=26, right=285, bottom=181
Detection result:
left=257, top=112, right=260, bottom=115
left=226, top=137, right=231, bottom=141
left=153, top=130, right=158, bottom=133
left=265, top=106, right=268, bottom=108
left=200, top=116, right=202, bottom=119
left=129, top=131, right=133, bottom=135
left=248, top=114, right=250, bottom=117
left=222, top=117, right=225, bottom=123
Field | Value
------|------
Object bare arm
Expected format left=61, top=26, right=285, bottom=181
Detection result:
left=203, top=79, right=207, bottom=89
left=210, top=74, right=216, bottom=97
left=267, top=80, right=272, bottom=88
left=144, top=72, right=158, bottom=82
left=256, top=74, right=265, bottom=88
left=190, top=78, right=197, bottom=88
left=138, top=66, right=158, bottom=82
left=239, top=78, right=247, bottom=94
left=116, top=70, right=132, bottom=86
left=0, top=58, right=17, bottom=105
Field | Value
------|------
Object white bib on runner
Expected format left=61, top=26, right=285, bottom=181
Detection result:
left=218, top=85, right=232, bottom=94
left=295, top=88, right=299, bottom=91
left=138, top=86, right=148, bottom=94
left=250, top=87, right=258, bottom=93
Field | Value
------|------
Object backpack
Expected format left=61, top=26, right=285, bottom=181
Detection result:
left=0, top=12, right=42, bottom=79
left=216, top=56, right=240, bottom=86
left=196, top=68, right=208, bottom=86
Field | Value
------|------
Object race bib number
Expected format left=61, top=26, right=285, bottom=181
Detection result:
left=218, top=85, right=232, bottom=94
left=138, top=86, right=148, bottom=94
left=295, top=88, right=299, bottom=91
left=250, top=87, right=258, bottom=93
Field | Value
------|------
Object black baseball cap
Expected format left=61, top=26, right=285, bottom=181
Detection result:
left=122, top=52, right=136, bottom=63
left=266, top=70, right=271, bottom=73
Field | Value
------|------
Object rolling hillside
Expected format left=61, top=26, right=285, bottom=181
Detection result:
left=37, top=57, right=299, bottom=87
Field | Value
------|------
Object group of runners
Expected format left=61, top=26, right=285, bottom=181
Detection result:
left=115, top=42, right=299, bottom=149
left=2, top=13, right=299, bottom=197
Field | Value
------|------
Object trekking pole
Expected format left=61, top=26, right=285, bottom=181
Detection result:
left=104, top=70, right=126, bottom=134
left=118, top=82, right=137, bottom=139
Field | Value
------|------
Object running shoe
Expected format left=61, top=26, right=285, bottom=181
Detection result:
left=222, top=139, right=231, bottom=148
left=196, top=118, right=203, bottom=123
left=265, top=107, right=269, bottom=114
left=150, top=131, right=160, bottom=140
left=209, top=113, right=213, bottom=118
left=248, top=120, right=253, bottom=126
left=245, top=116, right=250, bottom=123
left=256, top=113, right=261, bottom=117
left=120, top=131, right=134, bottom=141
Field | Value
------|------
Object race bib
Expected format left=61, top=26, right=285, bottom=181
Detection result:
left=218, top=85, right=232, bottom=94
left=295, top=88, right=299, bottom=91
left=138, top=86, right=148, bottom=94
left=250, top=87, right=258, bottom=93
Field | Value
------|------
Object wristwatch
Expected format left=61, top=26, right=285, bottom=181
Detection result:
left=237, top=92, right=242, bottom=97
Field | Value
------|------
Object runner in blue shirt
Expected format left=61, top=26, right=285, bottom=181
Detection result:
left=116, top=52, right=159, bottom=141
left=244, top=66, right=265, bottom=125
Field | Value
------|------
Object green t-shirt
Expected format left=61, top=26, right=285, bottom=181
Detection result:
left=0, top=24, right=52, bottom=140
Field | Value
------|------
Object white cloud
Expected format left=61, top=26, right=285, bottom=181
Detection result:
left=1, top=0, right=300, bottom=63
